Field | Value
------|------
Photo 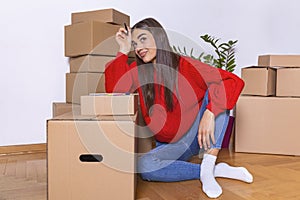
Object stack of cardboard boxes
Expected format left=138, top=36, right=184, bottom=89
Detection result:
left=235, top=55, right=300, bottom=156
left=47, top=9, right=144, bottom=200
left=53, top=8, right=132, bottom=116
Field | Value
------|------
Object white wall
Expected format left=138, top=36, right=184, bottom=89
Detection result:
left=1, top=0, right=299, bottom=146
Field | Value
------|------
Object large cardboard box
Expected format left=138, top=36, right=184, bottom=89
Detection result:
left=235, top=96, right=300, bottom=155
left=81, top=93, right=138, bottom=116
left=258, top=55, right=300, bottom=67
left=65, top=21, right=120, bottom=57
left=241, top=66, right=276, bottom=96
left=276, top=68, right=300, bottom=97
left=66, top=73, right=105, bottom=104
left=71, top=8, right=130, bottom=26
left=47, top=112, right=137, bottom=200
left=52, top=102, right=80, bottom=117
left=69, top=55, right=135, bottom=73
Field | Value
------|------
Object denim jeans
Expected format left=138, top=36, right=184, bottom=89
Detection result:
left=138, top=91, right=230, bottom=182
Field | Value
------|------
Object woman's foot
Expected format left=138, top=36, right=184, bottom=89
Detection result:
left=200, top=154, right=222, bottom=198
left=214, top=162, right=253, bottom=183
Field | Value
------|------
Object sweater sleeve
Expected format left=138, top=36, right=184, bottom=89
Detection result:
left=105, top=52, right=137, bottom=93
left=185, top=57, right=244, bottom=116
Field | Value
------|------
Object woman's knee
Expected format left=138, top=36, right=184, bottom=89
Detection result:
left=138, top=154, right=158, bottom=181
left=215, top=110, right=230, bottom=127
left=138, top=153, right=158, bottom=172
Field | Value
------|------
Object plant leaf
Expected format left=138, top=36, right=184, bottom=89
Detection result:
left=178, top=46, right=183, bottom=54
left=190, top=48, right=194, bottom=57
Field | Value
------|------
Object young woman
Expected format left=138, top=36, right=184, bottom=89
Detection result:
left=105, top=18, right=253, bottom=198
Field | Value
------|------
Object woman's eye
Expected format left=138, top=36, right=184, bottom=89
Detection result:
left=140, top=37, right=147, bottom=43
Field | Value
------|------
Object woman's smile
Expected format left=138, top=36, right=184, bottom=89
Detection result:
left=138, top=49, right=148, bottom=58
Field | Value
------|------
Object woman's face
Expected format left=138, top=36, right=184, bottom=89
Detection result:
left=131, top=28, right=157, bottom=63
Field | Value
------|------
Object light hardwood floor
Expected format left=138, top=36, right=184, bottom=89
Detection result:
left=0, top=150, right=300, bottom=200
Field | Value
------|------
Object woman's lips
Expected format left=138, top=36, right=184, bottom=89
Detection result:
left=139, top=50, right=147, bottom=58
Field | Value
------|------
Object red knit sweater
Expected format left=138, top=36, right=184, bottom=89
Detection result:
left=105, top=52, right=244, bottom=143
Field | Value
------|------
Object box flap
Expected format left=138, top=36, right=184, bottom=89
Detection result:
left=48, top=111, right=136, bottom=121
left=242, top=66, right=278, bottom=69
left=243, top=66, right=262, bottom=69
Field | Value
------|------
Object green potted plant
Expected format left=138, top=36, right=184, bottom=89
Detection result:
left=173, top=34, right=238, bottom=72
left=173, top=34, right=238, bottom=148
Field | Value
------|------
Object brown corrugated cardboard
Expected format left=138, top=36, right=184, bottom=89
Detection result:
left=276, top=68, right=300, bottom=97
left=71, top=8, right=130, bottom=26
left=235, top=96, right=300, bottom=155
left=70, top=55, right=115, bottom=73
left=241, top=66, right=276, bottom=96
left=66, top=73, right=105, bottom=104
left=47, top=113, right=136, bottom=200
left=65, top=21, right=120, bottom=57
left=258, top=55, right=300, bottom=67
left=52, top=102, right=80, bottom=117
left=81, top=93, right=138, bottom=116
left=69, top=55, right=135, bottom=73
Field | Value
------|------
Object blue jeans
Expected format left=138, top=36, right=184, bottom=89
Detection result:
left=138, top=91, right=230, bottom=182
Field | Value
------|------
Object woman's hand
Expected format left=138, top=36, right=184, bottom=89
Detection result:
left=198, top=109, right=215, bottom=150
left=115, top=27, right=132, bottom=55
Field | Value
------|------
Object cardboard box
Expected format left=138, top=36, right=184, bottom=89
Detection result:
left=66, top=73, right=105, bottom=104
left=52, top=102, right=80, bottom=117
left=65, top=21, right=120, bottom=57
left=235, top=96, right=300, bottom=155
left=241, top=66, right=276, bottom=96
left=70, top=55, right=115, bottom=73
left=258, top=55, right=300, bottom=67
left=71, top=8, right=130, bottom=26
left=47, top=112, right=137, bottom=200
left=69, top=55, right=135, bottom=73
left=276, top=68, right=300, bottom=97
left=81, top=93, right=138, bottom=116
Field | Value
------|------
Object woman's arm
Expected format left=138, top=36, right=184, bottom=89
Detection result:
left=105, top=52, right=136, bottom=93
left=205, top=69, right=244, bottom=117
left=185, top=57, right=244, bottom=117
left=105, top=27, right=137, bottom=93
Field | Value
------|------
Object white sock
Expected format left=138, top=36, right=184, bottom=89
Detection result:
left=214, top=163, right=253, bottom=183
left=200, top=154, right=222, bottom=198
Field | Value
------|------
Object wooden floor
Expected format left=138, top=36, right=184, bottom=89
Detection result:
left=0, top=150, right=300, bottom=200
left=0, top=152, right=46, bottom=200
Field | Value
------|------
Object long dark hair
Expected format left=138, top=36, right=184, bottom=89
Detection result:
left=132, top=18, right=180, bottom=113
